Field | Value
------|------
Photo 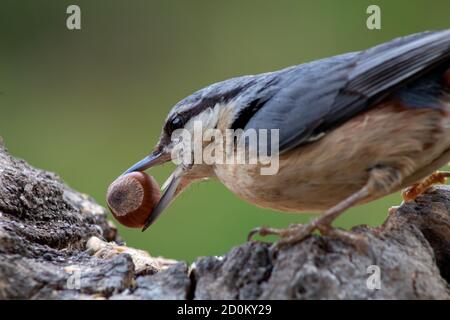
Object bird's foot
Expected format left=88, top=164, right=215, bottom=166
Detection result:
left=247, top=222, right=316, bottom=243
left=402, top=171, right=450, bottom=202
left=248, top=219, right=367, bottom=252
left=248, top=166, right=399, bottom=252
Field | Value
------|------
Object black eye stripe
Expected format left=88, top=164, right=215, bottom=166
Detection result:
left=171, top=115, right=183, bottom=128
left=230, top=98, right=269, bottom=130
left=166, top=114, right=185, bottom=133
left=172, top=83, right=256, bottom=127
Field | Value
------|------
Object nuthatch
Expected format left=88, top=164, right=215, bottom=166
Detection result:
left=123, top=30, right=450, bottom=247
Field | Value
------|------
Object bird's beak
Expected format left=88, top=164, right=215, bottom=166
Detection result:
left=122, top=149, right=184, bottom=232
left=122, top=150, right=171, bottom=175
left=142, top=166, right=183, bottom=231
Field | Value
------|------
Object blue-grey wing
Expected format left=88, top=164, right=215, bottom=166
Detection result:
left=244, top=29, right=450, bottom=153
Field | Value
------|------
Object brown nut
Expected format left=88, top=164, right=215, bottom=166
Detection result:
left=106, top=172, right=161, bottom=228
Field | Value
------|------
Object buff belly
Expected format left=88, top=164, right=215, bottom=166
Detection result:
left=213, top=103, right=450, bottom=213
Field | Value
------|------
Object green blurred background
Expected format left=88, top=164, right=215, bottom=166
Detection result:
left=1, top=0, right=449, bottom=262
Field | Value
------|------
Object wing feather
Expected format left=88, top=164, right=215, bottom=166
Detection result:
left=244, top=30, right=450, bottom=153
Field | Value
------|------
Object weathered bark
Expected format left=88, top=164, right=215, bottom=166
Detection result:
left=0, top=137, right=449, bottom=299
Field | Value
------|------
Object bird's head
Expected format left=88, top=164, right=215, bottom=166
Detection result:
left=123, top=74, right=277, bottom=230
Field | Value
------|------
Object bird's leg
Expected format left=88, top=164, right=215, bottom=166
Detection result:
left=249, top=166, right=403, bottom=249
left=271, top=186, right=372, bottom=250
left=402, top=171, right=450, bottom=202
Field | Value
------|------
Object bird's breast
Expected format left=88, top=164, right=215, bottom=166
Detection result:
left=214, top=101, right=450, bottom=213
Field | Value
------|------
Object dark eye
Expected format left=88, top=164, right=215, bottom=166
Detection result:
left=167, top=114, right=185, bottom=133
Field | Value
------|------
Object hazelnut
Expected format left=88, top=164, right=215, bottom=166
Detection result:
left=106, top=172, right=161, bottom=228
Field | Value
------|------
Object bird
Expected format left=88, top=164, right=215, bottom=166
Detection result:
left=123, top=29, right=450, bottom=248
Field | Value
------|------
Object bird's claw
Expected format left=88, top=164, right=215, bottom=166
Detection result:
left=247, top=222, right=317, bottom=245
left=247, top=226, right=287, bottom=241
left=402, top=171, right=450, bottom=202
left=272, top=222, right=318, bottom=250
left=249, top=220, right=368, bottom=253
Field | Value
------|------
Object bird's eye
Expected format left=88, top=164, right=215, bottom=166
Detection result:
left=167, top=115, right=185, bottom=133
